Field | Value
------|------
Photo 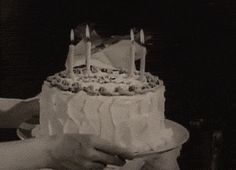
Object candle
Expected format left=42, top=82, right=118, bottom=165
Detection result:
left=65, top=29, right=75, bottom=80
left=129, top=29, right=135, bottom=76
left=140, top=29, right=146, bottom=80
left=85, top=25, right=91, bottom=76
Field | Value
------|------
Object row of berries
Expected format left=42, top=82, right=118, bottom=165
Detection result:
left=46, top=70, right=159, bottom=95
left=47, top=77, right=157, bottom=96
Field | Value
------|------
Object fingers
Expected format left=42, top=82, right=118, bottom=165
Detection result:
left=61, top=160, right=105, bottom=170
left=85, top=148, right=126, bottom=166
left=92, top=137, right=134, bottom=160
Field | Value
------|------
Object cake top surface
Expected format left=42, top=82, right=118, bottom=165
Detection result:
left=46, top=65, right=161, bottom=96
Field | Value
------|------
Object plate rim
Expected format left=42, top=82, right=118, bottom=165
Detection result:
left=133, top=119, right=189, bottom=158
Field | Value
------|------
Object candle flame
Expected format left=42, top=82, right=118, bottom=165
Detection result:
left=70, top=29, right=74, bottom=42
left=86, top=25, right=90, bottom=39
left=140, top=29, right=145, bottom=44
left=130, top=29, right=134, bottom=41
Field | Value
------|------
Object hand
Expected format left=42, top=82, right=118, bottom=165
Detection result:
left=0, top=98, right=39, bottom=128
left=48, top=134, right=133, bottom=170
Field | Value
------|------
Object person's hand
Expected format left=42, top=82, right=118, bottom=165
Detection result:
left=0, top=98, right=39, bottom=128
left=48, top=134, right=134, bottom=170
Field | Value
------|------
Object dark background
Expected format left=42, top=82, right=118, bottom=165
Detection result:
left=0, top=0, right=235, bottom=169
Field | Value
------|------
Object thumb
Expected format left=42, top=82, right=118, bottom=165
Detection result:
left=93, top=137, right=134, bottom=160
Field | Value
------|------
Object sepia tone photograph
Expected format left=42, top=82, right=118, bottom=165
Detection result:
left=0, top=0, right=235, bottom=169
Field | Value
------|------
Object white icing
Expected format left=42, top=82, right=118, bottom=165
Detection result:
left=40, top=83, right=173, bottom=152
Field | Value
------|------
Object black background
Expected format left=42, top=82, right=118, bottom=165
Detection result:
left=0, top=0, right=236, bottom=169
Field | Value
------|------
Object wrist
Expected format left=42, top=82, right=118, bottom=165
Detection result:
left=23, top=99, right=39, bottom=117
left=37, top=136, right=58, bottom=169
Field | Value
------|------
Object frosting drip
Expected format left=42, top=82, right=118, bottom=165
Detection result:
left=46, top=65, right=161, bottom=96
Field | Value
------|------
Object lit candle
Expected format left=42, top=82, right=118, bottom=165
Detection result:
left=85, top=25, right=91, bottom=76
left=65, top=29, right=75, bottom=80
left=140, top=29, right=146, bottom=80
left=129, top=29, right=135, bottom=76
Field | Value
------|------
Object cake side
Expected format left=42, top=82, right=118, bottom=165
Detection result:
left=39, top=80, right=172, bottom=152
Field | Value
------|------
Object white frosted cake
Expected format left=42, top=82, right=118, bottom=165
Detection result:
left=39, top=28, right=173, bottom=153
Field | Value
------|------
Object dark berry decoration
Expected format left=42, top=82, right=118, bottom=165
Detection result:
left=55, top=77, right=61, bottom=83
left=90, top=65, right=98, bottom=73
left=60, top=80, right=70, bottom=90
left=59, top=72, right=67, bottom=78
left=73, top=68, right=81, bottom=74
left=114, top=86, right=122, bottom=92
left=129, top=85, right=137, bottom=92
left=99, top=87, right=106, bottom=93
left=83, top=85, right=94, bottom=92
left=62, top=80, right=69, bottom=86
left=71, top=82, right=82, bottom=93
left=51, top=79, right=57, bottom=86
left=141, top=86, right=146, bottom=90
left=149, top=82, right=156, bottom=88
left=119, top=69, right=126, bottom=74
left=101, top=68, right=107, bottom=72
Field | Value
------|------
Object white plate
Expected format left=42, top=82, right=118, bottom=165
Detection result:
left=133, top=119, right=189, bottom=158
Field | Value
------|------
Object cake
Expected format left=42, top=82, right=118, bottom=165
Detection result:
left=39, top=27, right=173, bottom=153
